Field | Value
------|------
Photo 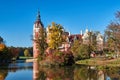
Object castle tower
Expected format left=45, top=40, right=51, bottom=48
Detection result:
left=33, top=11, right=44, bottom=58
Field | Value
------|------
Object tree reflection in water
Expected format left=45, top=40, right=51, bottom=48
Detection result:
left=33, top=62, right=74, bottom=80
left=0, top=69, right=8, bottom=80
left=0, top=64, right=9, bottom=80
left=33, top=61, right=74, bottom=80
left=0, top=62, right=33, bottom=80
left=33, top=62, right=120, bottom=80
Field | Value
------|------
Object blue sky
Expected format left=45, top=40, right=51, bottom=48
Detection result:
left=0, top=0, right=120, bottom=47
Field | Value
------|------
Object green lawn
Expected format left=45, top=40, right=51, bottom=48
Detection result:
left=19, top=56, right=33, bottom=60
left=76, top=57, right=120, bottom=67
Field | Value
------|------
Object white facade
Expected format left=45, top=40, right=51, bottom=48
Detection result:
left=82, top=29, right=89, bottom=44
left=82, top=28, right=103, bottom=50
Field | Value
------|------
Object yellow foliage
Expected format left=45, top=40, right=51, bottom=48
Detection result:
left=47, top=22, right=64, bottom=49
left=0, top=44, right=6, bottom=51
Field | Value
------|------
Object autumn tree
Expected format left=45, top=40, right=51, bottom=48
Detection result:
left=34, top=26, right=47, bottom=59
left=0, top=69, right=8, bottom=80
left=105, top=23, right=120, bottom=55
left=24, top=49, right=31, bottom=57
left=9, top=47, right=20, bottom=60
left=44, top=22, right=66, bottom=65
left=105, top=11, right=120, bottom=57
left=47, top=22, right=64, bottom=50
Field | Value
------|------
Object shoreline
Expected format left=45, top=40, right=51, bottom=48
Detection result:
left=76, top=57, right=120, bottom=67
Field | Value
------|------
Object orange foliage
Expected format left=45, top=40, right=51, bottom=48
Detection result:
left=0, top=44, right=6, bottom=51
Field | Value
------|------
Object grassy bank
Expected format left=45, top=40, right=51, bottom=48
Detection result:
left=19, top=56, right=33, bottom=60
left=76, top=57, right=120, bottom=67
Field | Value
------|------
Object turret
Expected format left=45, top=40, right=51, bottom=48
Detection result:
left=33, top=11, right=44, bottom=58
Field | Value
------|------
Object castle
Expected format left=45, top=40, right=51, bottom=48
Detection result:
left=33, top=11, right=103, bottom=58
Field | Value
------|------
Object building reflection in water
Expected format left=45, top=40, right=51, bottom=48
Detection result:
left=33, top=62, right=120, bottom=80
left=97, top=70, right=105, bottom=80
left=33, top=61, right=39, bottom=80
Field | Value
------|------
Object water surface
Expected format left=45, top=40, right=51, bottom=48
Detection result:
left=0, top=61, right=120, bottom=80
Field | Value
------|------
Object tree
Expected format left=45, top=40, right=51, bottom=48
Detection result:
left=0, top=44, right=6, bottom=51
left=71, top=40, right=80, bottom=60
left=0, top=36, right=4, bottom=44
left=0, top=37, right=12, bottom=62
left=92, top=32, right=100, bottom=50
left=78, top=44, right=92, bottom=59
left=116, top=11, right=120, bottom=21
left=34, top=26, right=47, bottom=59
left=27, top=47, right=33, bottom=56
left=9, top=47, right=20, bottom=59
left=105, top=23, right=120, bottom=55
left=47, top=22, right=64, bottom=50
left=86, top=31, right=98, bottom=58
left=71, top=40, right=93, bottom=60
left=105, top=11, right=120, bottom=57
left=0, top=44, right=12, bottom=62
left=0, top=69, right=8, bottom=80
left=24, top=49, right=31, bottom=57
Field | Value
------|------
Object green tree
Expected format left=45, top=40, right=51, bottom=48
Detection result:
left=47, top=22, right=64, bottom=50
left=24, top=49, right=31, bottom=57
left=71, top=40, right=80, bottom=60
left=78, top=44, right=92, bottom=59
left=0, top=37, right=12, bottom=62
left=71, top=40, right=93, bottom=60
left=0, top=44, right=12, bottom=62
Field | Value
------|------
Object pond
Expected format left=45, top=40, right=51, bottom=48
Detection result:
left=0, top=61, right=33, bottom=80
left=0, top=61, right=120, bottom=80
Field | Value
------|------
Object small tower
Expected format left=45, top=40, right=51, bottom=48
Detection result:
left=33, top=11, right=44, bottom=58
left=80, top=30, right=82, bottom=35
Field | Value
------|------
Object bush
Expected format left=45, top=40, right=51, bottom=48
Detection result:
left=41, top=50, right=75, bottom=66
left=0, top=46, right=12, bottom=62
left=64, top=51, right=75, bottom=66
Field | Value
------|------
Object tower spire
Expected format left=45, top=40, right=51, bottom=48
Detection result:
left=36, top=10, right=40, bottom=21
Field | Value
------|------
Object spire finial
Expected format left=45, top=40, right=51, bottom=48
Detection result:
left=36, top=10, right=40, bottom=21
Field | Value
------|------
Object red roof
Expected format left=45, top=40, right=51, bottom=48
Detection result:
left=69, top=34, right=83, bottom=42
left=34, top=20, right=44, bottom=28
